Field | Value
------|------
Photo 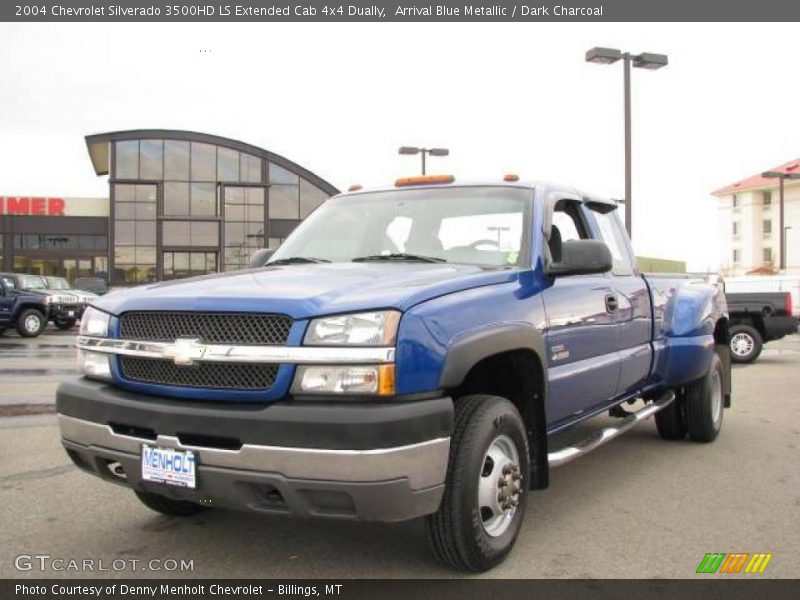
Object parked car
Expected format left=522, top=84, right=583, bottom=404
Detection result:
left=723, top=288, right=797, bottom=363
left=56, top=177, right=730, bottom=572
left=0, top=276, right=50, bottom=337
left=72, top=277, right=109, bottom=296
left=0, top=273, right=82, bottom=330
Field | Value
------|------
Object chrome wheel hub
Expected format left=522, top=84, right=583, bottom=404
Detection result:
left=24, top=315, right=40, bottom=333
left=478, top=434, right=522, bottom=537
left=731, top=332, right=754, bottom=357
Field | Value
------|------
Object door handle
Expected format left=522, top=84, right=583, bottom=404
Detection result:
left=605, top=294, right=618, bottom=313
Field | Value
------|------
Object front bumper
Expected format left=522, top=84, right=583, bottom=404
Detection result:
left=50, top=304, right=82, bottom=321
left=57, top=378, right=453, bottom=521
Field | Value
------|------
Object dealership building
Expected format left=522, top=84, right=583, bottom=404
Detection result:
left=0, top=130, right=338, bottom=284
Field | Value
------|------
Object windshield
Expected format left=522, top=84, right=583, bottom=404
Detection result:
left=19, top=275, right=47, bottom=290
left=270, top=186, right=531, bottom=267
left=45, top=277, right=71, bottom=290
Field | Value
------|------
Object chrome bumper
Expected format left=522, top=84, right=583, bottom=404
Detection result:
left=59, top=414, right=449, bottom=490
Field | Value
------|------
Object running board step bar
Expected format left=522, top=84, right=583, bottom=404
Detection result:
left=548, top=390, right=676, bottom=468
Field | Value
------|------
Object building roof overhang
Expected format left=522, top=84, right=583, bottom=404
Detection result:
left=84, top=129, right=339, bottom=196
left=712, top=158, right=800, bottom=197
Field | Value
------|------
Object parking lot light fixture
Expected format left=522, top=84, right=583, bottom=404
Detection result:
left=398, top=146, right=450, bottom=175
left=586, top=46, right=669, bottom=239
left=585, top=47, right=623, bottom=65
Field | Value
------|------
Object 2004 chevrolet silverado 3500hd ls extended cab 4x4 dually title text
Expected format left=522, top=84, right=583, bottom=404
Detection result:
left=56, top=177, right=731, bottom=572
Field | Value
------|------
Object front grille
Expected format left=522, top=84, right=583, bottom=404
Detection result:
left=119, top=356, right=279, bottom=390
left=119, top=312, right=292, bottom=346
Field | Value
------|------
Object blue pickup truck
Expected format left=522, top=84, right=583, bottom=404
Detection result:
left=57, top=177, right=730, bottom=572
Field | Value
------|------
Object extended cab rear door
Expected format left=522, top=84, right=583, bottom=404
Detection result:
left=585, top=202, right=653, bottom=397
left=541, top=198, right=620, bottom=426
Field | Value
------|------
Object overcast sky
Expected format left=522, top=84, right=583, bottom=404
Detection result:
left=1, top=22, right=797, bottom=270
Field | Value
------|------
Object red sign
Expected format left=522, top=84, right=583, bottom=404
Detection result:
left=0, top=197, right=66, bottom=216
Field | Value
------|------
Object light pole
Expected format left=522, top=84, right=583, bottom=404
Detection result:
left=585, top=47, right=668, bottom=239
left=398, top=146, right=449, bottom=175
left=762, top=171, right=800, bottom=271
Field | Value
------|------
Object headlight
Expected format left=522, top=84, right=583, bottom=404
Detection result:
left=292, top=365, right=395, bottom=396
left=79, top=307, right=111, bottom=337
left=77, top=349, right=112, bottom=380
left=305, top=310, right=401, bottom=346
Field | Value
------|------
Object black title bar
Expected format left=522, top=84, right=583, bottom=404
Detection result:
left=4, top=579, right=800, bottom=600
left=3, top=0, right=800, bottom=22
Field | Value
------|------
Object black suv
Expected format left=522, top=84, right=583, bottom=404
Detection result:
left=0, top=276, right=50, bottom=337
left=0, top=273, right=82, bottom=330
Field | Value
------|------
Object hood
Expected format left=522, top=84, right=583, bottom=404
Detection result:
left=93, top=263, right=519, bottom=319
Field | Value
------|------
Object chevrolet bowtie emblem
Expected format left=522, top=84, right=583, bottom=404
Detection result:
left=164, top=338, right=206, bottom=366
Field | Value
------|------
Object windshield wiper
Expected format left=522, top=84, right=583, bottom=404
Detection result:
left=267, top=256, right=331, bottom=266
left=352, top=253, right=446, bottom=263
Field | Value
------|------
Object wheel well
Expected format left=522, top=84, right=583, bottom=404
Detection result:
left=730, top=315, right=765, bottom=338
left=714, top=317, right=732, bottom=408
left=452, top=349, right=549, bottom=490
left=17, top=304, right=46, bottom=316
left=714, top=317, right=730, bottom=345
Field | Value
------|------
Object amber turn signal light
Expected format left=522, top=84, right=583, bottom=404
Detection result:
left=395, top=174, right=455, bottom=187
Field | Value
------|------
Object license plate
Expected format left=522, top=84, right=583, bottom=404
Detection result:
left=67, top=310, right=75, bottom=317
left=141, top=444, right=196, bottom=489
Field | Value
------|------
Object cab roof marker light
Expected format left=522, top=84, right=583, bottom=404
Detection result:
left=348, top=184, right=363, bottom=192
left=395, top=175, right=455, bottom=187
left=503, top=173, right=520, bottom=182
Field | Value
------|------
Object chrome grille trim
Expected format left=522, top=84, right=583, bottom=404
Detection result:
left=76, top=336, right=396, bottom=365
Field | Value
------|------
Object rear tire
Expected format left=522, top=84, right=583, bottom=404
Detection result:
left=134, top=490, right=207, bottom=516
left=426, top=394, right=530, bottom=572
left=729, top=324, right=762, bottom=364
left=655, top=396, right=687, bottom=440
left=16, top=309, right=45, bottom=337
left=685, top=351, right=725, bottom=443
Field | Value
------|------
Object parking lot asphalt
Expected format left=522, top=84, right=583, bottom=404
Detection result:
left=0, top=329, right=798, bottom=579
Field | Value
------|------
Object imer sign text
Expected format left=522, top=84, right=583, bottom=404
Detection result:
left=0, top=197, right=66, bottom=216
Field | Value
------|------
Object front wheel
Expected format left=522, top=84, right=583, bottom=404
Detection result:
left=16, top=309, right=46, bottom=337
left=426, top=394, right=530, bottom=572
left=134, top=490, right=207, bottom=516
left=729, top=324, right=762, bottom=364
left=55, top=318, right=77, bottom=330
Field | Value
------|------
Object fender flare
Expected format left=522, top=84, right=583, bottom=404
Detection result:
left=439, top=323, right=551, bottom=489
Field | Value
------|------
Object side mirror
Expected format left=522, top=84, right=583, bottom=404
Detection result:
left=249, top=248, right=276, bottom=268
left=547, top=239, right=613, bottom=277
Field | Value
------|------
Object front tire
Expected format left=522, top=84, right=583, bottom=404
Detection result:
left=685, top=351, right=725, bottom=443
left=55, top=318, right=77, bottom=330
left=134, top=490, right=207, bottom=516
left=729, top=324, right=762, bottom=364
left=426, top=394, right=530, bottom=572
left=17, top=309, right=45, bottom=337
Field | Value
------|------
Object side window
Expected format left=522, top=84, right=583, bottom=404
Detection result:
left=549, top=199, right=589, bottom=262
left=588, top=205, right=634, bottom=276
